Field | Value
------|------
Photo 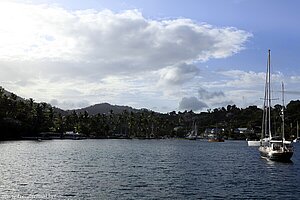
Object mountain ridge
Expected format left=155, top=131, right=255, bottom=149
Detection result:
left=67, top=102, right=141, bottom=115
left=0, top=86, right=142, bottom=115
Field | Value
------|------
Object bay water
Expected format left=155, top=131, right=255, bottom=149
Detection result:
left=1, top=139, right=300, bottom=199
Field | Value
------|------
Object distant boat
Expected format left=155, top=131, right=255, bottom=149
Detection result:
left=208, top=137, right=224, bottom=142
left=246, top=136, right=261, bottom=146
left=247, top=140, right=260, bottom=146
left=258, top=50, right=293, bottom=161
left=186, top=121, right=198, bottom=140
left=207, top=127, right=224, bottom=142
left=64, top=131, right=86, bottom=140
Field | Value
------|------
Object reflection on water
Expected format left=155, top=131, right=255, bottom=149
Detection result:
left=0, top=140, right=300, bottom=199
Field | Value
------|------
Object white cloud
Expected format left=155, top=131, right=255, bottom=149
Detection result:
left=290, top=76, right=300, bottom=83
left=157, top=63, right=200, bottom=87
left=206, top=69, right=300, bottom=108
left=216, top=70, right=283, bottom=89
left=218, top=70, right=265, bottom=87
left=198, top=87, right=225, bottom=100
left=0, top=2, right=251, bottom=70
left=0, top=2, right=252, bottom=111
left=52, top=99, right=91, bottom=110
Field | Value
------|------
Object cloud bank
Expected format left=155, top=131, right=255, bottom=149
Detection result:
left=0, top=2, right=252, bottom=110
left=179, top=87, right=230, bottom=111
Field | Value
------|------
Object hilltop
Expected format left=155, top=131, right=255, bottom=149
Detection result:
left=67, top=103, right=140, bottom=115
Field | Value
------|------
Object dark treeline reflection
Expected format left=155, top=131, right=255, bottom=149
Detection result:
left=1, top=87, right=300, bottom=140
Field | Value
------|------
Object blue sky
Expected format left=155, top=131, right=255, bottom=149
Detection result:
left=1, top=0, right=300, bottom=112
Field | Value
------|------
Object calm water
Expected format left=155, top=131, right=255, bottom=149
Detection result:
left=0, top=139, right=300, bottom=199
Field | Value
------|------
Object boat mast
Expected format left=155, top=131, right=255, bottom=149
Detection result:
left=268, top=49, right=272, bottom=140
left=281, top=82, right=285, bottom=140
left=262, top=61, right=268, bottom=139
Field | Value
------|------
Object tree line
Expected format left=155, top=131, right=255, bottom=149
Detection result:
left=1, top=87, right=300, bottom=140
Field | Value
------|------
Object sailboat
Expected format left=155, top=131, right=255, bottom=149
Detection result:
left=247, top=139, right=260, bottom=147
left=293, top=121, right=299, bottom=142
left=186, top=121, right=198, bottom=140
left=258, top=50, right=293, bottom=161
left=208, top=128, right=224, bottom=142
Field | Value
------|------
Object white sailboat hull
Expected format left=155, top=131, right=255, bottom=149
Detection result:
left=247, top=140, right=260, bottom=146
left=259, top=145, right=293, bottom=161
left=186, top=135, right=197, bottom=140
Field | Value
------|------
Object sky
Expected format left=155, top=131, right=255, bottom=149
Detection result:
left=1, top=0, right=300, bottom=112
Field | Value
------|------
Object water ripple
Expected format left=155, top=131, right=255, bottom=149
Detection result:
left=1, top=140, right=300, bottom=199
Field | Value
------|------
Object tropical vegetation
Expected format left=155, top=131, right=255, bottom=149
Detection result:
left=1, top=87, right=300, bottom=140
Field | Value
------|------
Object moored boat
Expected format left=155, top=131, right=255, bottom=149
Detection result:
left=208, top=137, right=224, bottom=142
left=64, top=131, right=86, bottom=140
left=185, top=121, right=198, bottom=140
left=207, top=127, right=224, bottom=142
left=258, top=50, right=293, bottom=161
left=259, top=137, right=293, bottom=161
left=247, top=140, right=260, bottom=146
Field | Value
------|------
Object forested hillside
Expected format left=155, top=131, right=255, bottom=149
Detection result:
left=1, top=87, right=300, bottom=140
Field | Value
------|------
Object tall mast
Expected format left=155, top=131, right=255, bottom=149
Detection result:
left=268, top=49, right=272, bottom=139
left=262, top=63, right=268, bottom=139
left=281, top=82, right=285, bottom=140
left=195, top=122, right=198, bottom=136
